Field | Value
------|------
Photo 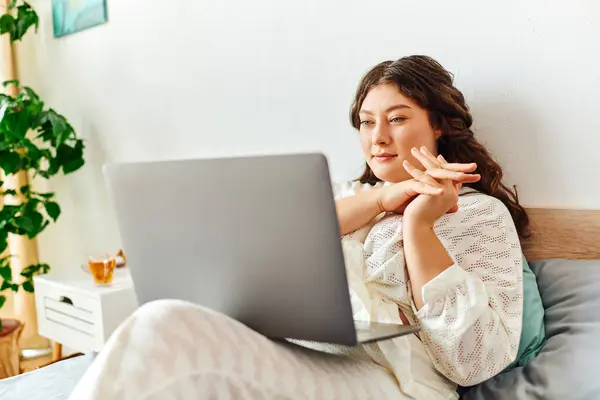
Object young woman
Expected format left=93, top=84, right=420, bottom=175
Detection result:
left=70, top=56, right=526, bottom=400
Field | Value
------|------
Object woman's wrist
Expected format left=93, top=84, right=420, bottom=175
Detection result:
left=374, top=186, right=387, bottom=214
left=403, top=215, right=435, bottom=233
left=335, top=187, right=387, bottom=235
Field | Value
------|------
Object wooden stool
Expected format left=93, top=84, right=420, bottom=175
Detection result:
left=0, top=319, right=24, bottom=379
left=52, top=342, right=62, bottom=362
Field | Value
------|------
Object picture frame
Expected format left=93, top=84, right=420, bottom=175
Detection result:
left=52, top=0, right=108, bottom=38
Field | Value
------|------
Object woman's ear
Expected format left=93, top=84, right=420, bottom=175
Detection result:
left=434, top=129, right=442, bottom=139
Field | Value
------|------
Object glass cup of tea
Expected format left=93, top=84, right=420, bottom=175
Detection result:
left=88, top=254, right=116, bottom=286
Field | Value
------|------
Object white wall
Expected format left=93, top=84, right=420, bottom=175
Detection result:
left=16, top=0, right=600, bottom=275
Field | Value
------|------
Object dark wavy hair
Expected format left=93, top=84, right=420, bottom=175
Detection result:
left=350, top=55, right=529, bottom=238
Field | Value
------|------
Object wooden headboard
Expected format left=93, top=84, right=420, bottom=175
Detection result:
left=522, top=208, right=600, bottom=261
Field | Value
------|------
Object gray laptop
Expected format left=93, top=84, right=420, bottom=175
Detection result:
left=103, top=153, right=419, bottom=346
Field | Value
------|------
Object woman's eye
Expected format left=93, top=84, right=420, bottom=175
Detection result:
left=360, top=120, right=373, bottom=126
left=390, top=117, right=406, bottom=123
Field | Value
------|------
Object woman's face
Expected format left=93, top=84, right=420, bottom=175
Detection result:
left=358, top=83, right=440, bottom=183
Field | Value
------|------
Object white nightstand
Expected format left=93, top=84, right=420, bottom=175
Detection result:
left=33, top=268, right=139, bottom=360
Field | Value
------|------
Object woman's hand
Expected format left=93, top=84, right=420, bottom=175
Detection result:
left=377, top=178, right=443, bottom=214
left=336, top=148, right=479, bottom=235
left=402, top=146, right=480, bottom=227
left=378, top=151, right=479, bottom=214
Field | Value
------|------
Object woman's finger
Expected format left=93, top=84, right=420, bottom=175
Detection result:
left=418, top=147, right=478, bottom=177
left=409, top=180, right=446, bottom=196
left=411, top=147, right=439, bottom=170
left=403, top=160, right=443, bottom=187
left=444, top=163, right=478, bottom=173
left=425, top=168, right=481, bottom=183
left=437, top=154, right=478, bottom=172
left=420, top=146, right=443, bottom=166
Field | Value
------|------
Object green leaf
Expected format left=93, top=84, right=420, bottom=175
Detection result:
left=0, top=205, right=19, bottom=218
left=0, top=231, right=8, bottom=254
left=35, top=191, right=55, bottom=199
left=46, top=110, right=67, bottom=139
left=34, top=120, right=54, bottom=142
left=55, top=142, right=85, bottom=174
left=37, top=169, right=51, bottom=179
left=28, top=147, right=50, bottom=175
left=16, top=109, right=31, bottom=137
left=0, top=99, right=17, bottom=129
left=0, top=254, right=11, bottom=267
left=28, top=210, right=44, bottom=235
left=57, top=126, right=74, bottom=146
left=0, top=93, right=17, bottom=108
left=0, top=151, right=21, bottom=174
left=2, top=189, right=16, bottom=196
left=0, top=265, right=12, bottom=281
left=3, top=109, right=31, bottom=139
left=74, top=138, right=85, bottom=151
left=63, top=157, right=85, bottom=174
left=0, top=279, right=18, bottom=292
left=0, top=295, right=5, bottom=310
left=20, top=184, right=29, bottom=195
left=20, top=263, right=42, bottom=279
left=2, top=79, right=19, bottom=88
left=22, top=86, right=40, bottom=102
left=24, top=197, right=41, bottom=210
left=12, top=3, right=39, bottom=41
left=21, top=3, right=39, bottom=30
left=45, top=201, right=61, bottom=221
left=24, top=97, right=44, bottom=116
left=0, top=105, right=10, bottom=127
left=21, top=280, right=34, bottom=293
left=56, top=142, right=73, bottom=159
left=0, top=14, right=15, bottom=36
left=7, top=224, right=25, bottom=236
left=46, top=159, right=61, bottom=177
left=13, top=215, right=35, bottom=236
left=39, top=219, right=49, bottom=232
left=22, top=263, right=49, bottom=276
left=15, top=201, right=44, bottom=237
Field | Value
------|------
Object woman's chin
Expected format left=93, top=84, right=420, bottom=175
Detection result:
left=371, top=165, right=409, bottom=183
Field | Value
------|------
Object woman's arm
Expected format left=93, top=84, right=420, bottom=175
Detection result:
left=335, top=179, right=448, bottom=236
left=335, top=190, right=383, bottom=236
left=402, top=221, right=454, bottom=309
left=404, top=196, right=523, bottom=386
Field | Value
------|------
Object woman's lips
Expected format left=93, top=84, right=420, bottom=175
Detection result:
left=373, top=154, right=398, bottom=162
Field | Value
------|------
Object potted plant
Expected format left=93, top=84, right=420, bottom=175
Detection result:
left=0, top=1, right=85, bottom=331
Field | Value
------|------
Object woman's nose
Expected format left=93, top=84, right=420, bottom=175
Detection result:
left=372, top=123, right=391, bottom=146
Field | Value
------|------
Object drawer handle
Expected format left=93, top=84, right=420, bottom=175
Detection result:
left=59, top=296, right=73, bottom=306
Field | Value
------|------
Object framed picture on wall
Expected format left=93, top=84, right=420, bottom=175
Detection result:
left=52, top=0, right=108, bottom=38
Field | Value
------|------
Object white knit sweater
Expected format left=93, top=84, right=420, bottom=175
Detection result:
left=299, top=181, right=523, bottom=399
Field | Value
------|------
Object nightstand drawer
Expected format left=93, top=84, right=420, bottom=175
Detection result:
left=42, top=308, right=101, bottom=352
left=34, top=270, right=138, bottom=354
left=38, top=280, right=102, bottom=318
left=35, top=280, right=103, bottom=352
left=45, top=304, right=96, bottom=335
left=44, top=297, right=96, bottom=323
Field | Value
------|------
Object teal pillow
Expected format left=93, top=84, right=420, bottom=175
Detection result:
left=506, top=255, right=546, bottom=369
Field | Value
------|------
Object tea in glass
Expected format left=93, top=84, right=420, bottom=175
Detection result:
left=88, top=254, right=116, bottom=285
